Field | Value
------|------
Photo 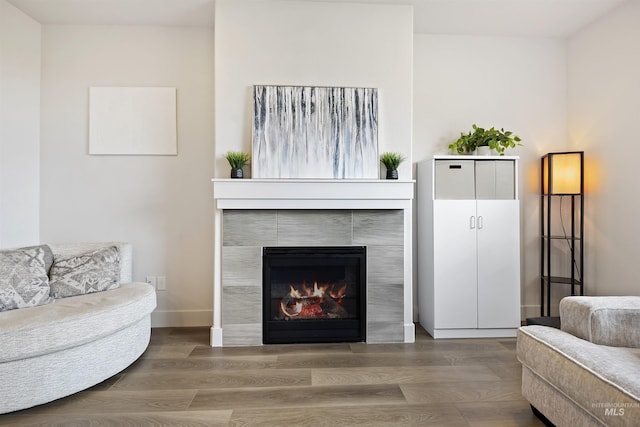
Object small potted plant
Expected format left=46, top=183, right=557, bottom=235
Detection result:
left=449, top=124, right=522, bottom=156
left=224, top=151, right=250, bottom=179
left=380, top=152, right=405, bottom=180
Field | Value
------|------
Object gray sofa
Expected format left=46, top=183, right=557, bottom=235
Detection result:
left=0, top=242, right=156, bottom=414
left=517, top=296, right=640, bottom=426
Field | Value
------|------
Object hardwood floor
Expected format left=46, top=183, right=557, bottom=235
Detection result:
left=1, top=326, right=544, bottom=426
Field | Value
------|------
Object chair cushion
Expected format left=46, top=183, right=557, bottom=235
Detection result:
left=560, top=296, right=640, bottom=347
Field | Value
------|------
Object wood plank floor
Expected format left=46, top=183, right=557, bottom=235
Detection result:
left=0, top=326, right=544, bottom=426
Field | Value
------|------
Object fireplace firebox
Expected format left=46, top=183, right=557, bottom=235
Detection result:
left=262, top=246, right=366, bottom=344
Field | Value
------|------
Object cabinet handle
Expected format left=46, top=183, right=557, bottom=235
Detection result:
left=478, top=216, right=484, bottom=229
left=470, top=216, right=476, bottom=229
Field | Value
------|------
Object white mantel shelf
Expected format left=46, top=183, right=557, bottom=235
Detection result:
left=212, top=179, right=415, bottom=210
left=210, top=178, right=416, bottom=347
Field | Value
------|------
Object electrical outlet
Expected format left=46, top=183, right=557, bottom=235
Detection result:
left=145, top=276, right=157, bottom=288
left=157, top=276, right=166, bottom=291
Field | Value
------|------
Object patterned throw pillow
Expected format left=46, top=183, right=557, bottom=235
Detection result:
left=49, top=246, right=121, bottom=299
left=0, top=245, right=53, bottom=312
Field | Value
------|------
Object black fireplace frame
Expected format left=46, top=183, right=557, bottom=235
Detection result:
left=262, top=246, right=366, bottom=344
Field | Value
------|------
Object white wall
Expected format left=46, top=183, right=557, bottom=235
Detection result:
left=214, top=0, right=413, bottom=179
left=413, top=34, right=568, bottom=318
left=0, top=0, right=41, bottom=248
left=39, top=25, right=215, bottom=326
left=8, top=0, right=616, bottom=328
left=568, top=0, right=640, bottom=296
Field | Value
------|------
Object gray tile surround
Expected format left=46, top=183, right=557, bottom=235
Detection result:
left=222, top=286, right=261, bottom=324
left=367, top=282, right=403, bottom=323
left=367, top=246, right=404, bottom=285
left=221, top=246, right=262, bottom=287
left=367, top=321, right=404, bottom=343
left=277, top=210, right=352, bottom=246
left=353, top=210, right=403, bottom=245
left=223, top=210, right=277, bottom=246
left=221, top=209, right=405, bottom=345
left=222, top=323, right=262, bottom=346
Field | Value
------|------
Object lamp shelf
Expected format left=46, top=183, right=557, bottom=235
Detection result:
left=542, top=276, right=582, bottom=286
left=542, top=235, right=581, bottom=241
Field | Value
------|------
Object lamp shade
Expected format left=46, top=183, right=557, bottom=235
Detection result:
left=542, top=151, right=584, bottom=195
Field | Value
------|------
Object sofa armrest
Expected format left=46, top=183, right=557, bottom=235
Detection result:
left=560, top=296, right=640, bottom=347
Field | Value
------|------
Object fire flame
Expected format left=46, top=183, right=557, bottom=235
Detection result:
left=289, top=285, right=302, bottom=299
left=279, top=281, right=348, bottom=319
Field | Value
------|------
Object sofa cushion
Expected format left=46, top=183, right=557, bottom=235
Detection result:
left=0, top=245, right=53, bottom=312
left=49, top=242, right=132, bottom=283
left=49, top=246, right=120, bottom=299
left=560, top=296, right=640, bottom=347
left=19, top=244, right=54, bottom=273
left=0, top=282, right=156, bottom=363
left=518, top=325, right=640, bottom=424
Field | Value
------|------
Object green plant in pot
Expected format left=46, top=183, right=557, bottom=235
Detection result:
left=380, top=152, right=405, bottom=179
left=224, top=151, right=250, bottom=179
left=449, top=124, right=522, bottom=156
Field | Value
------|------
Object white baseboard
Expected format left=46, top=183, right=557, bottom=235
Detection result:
left=404, top=322, right=415, bottom=343
left=431, top=328, right=518, bottom=339
left=151, top=310, right=212, bottom=328
left=210, top=327, right=223, bottom=347
left=521, top=305, right=543, bottom=320
left=150, top=309, right=543, bottom=335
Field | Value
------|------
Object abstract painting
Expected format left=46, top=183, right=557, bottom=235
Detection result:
left=252, top=85, right=378, bottom=179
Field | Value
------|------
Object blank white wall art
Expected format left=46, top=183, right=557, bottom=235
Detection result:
left=89, top=87, right=177, bottom=155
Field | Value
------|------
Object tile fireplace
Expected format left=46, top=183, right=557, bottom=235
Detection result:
left=211, top=179, right=414, bottom=346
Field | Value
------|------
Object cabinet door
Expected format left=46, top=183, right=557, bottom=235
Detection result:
left=476, top=200, right=520, bottom=328
left=433, top=200, right=478, bottom=329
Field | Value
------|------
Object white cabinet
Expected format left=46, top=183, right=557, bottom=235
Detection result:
left=418, top=156, right=521, bottom=338
left=432, top=200, right=478, bottom=329
left=475, top=200, right=520, bottom=328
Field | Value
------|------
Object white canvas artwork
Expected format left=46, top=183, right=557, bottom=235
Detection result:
left=89, top=87, right=177, bottom=155
left=252, top=85, right=378, bottom=179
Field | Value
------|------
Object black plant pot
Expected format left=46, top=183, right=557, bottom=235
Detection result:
left=386, top=169, right=398, bottom=180
left=230, top=168, right=244, bottom=179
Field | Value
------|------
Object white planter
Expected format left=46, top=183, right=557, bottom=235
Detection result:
left=476, top=146, right=491, bottom=156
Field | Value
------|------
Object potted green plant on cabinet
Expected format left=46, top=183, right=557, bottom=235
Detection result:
left=224, top=151, right=250, bottom=178
left=380, top=152, right=405, bottom=179
left=449, top=124, right=522, bottom=156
